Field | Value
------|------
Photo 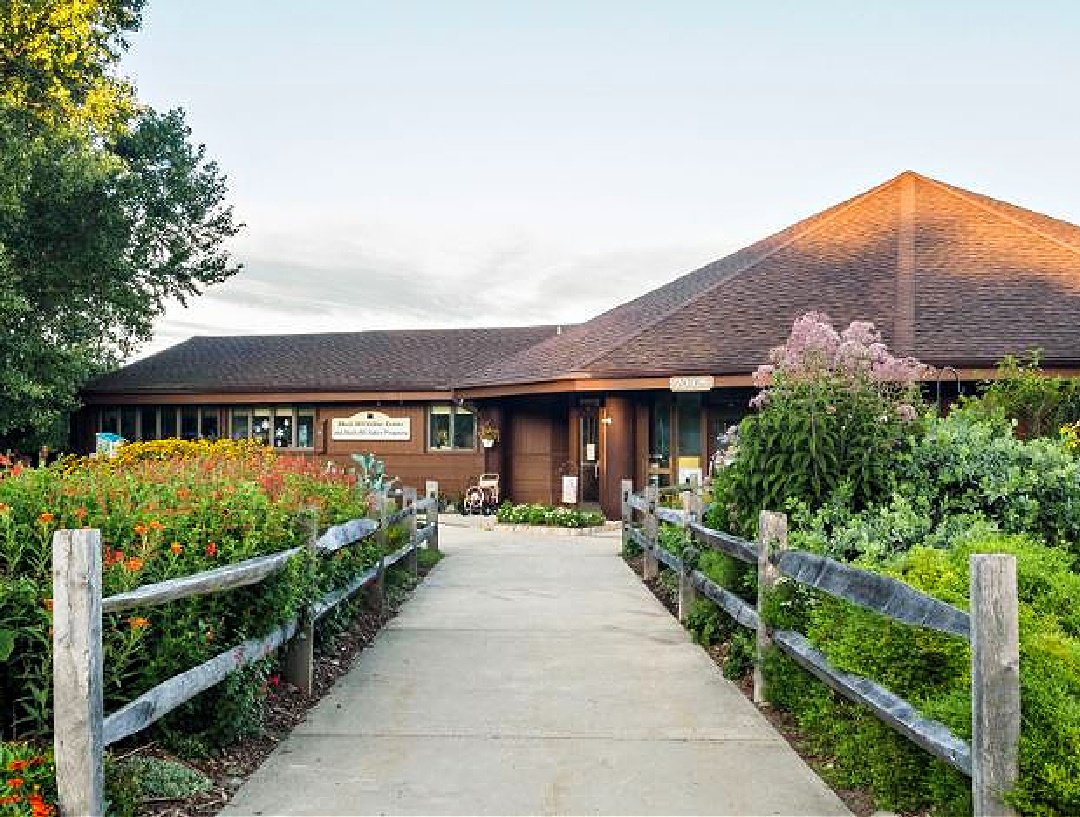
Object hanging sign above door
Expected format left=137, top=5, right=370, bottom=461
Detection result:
left=669, top=375, right=715, bottom=392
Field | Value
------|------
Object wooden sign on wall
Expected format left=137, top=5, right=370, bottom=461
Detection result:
left=331, top=411, right=411, bottom=441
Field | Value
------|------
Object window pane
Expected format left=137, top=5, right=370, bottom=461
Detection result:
left=160, top=407, right=177, bottom=439
left=453, top=408, right=475, bottom=449
left=297, top=411, right=314, bottom=449
left=120, top=408, right=138, bottom=441
left=101, top=409, right=119, bottom=435
left=677, top=395, right=702, bottom=457
left=650, top=399, right=671, bottom=462
left=139, top=407, right=158, bottom=440
left=429, top=407, right=451, bottom=449
left=201, top=409, right=220, bottom=440
left=180, top=407, right=199, bottom=441
left=273, top=409, right=293, bottom=448
left=231, top=410, right=250, bottom=440
left=252, top=410, right=271, bottom=445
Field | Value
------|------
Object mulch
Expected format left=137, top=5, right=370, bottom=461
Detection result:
left=128, top=564, right=437, bottom=817
left=627, top=555, right=880, bottom=817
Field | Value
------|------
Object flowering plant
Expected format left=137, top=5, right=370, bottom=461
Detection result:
left=479, top=422, right=499, bottom=443
left=1, top=439, right=393, bottom=747
left=713, top=312, right=928, bottom=534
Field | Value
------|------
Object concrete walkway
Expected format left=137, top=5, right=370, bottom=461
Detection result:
left=223, top=527, right=850, bottom=816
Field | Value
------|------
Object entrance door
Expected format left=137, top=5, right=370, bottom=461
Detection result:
left=579, top=409, right=600, bottom=502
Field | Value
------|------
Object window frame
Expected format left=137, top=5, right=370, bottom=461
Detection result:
left=427, top=403, right=477, bottom=452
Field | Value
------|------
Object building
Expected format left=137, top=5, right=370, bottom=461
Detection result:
left=79, top=172, right=1080, bottom=517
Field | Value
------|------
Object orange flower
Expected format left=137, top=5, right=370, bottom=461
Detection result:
left=149, top=519, right=165, bottom=531
left=169, top=541, right=183, bottom=555
left=128, top=617, right=150, bottom=630
left=7, top=778, right=24, bottom=788
left=0, top=502, right=9, bottom=514
left=37, top=512, right=54, bottom=525
left=42, top=598, right=53, bottom=612
left=124, top=557, right=144, bottom=572
left=6, top=761, right=27, bottom=771
left=205, top=542, right=217, bottom=557
left=0, top=795, right=22, bottom=805
left=133, top=523, right=148, bottom=536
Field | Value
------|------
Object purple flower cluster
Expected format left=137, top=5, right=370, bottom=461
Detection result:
left=753, top=312, right=928, bottom=386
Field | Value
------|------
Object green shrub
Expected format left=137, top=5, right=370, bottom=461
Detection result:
left=760, top=532, right=1080, bottom=816
left=116, top=756, right=211, bottom=801
left=961, top=353, right=1080, bottom=439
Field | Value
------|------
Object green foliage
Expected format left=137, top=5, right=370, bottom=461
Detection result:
left=0, top=1, right=241, bottom=451
left=684, top=598, right=725, bottom=645
left=114, top=756, right=210, bottom=801
left=758, top=532, right=1080, bottom=816
left=961, top=353, right=1080, bottom=439
left=103, top=754, right=141, bottom=817
left=417, top=546, right=444, bottom=570
left=0, top=0, right=144, bottom=133
left=696, top=549, right=755, bottom=601
left=495, top=502, right=605, bottom=528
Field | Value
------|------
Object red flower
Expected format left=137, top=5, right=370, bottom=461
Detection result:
left=269, top=675, right=280, bottom=687
left=205, top=542, right=217, bottom=557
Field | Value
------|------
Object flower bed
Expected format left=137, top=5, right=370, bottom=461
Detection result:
left=495, top=502, right=605, bottom=528
left=0, top=440, right=394, bottom=751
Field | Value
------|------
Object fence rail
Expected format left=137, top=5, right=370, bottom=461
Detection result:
left=621, top=480, right=1019, bottom=817
left=53, top=485, right=440, bottom=817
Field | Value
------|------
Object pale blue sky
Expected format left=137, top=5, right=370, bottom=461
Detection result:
left=122, top=1, right=1080, bottom=355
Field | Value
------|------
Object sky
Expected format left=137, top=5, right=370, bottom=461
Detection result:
left=121, top=1, right=1080, bottom=357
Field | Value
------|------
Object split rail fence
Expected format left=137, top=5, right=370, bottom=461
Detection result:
left=52, top=487, right=440, bottom=817
left=622, top=480, right=1020, bottom=817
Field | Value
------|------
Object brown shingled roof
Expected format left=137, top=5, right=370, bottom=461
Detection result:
left=464, top=171, right=1080, bottom=385
left=84, top=326, right=566, bottom=395
left=86, top=172, right=1080, bottom=397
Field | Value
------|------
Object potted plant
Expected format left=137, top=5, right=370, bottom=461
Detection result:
left=479, top=421, right=499, bottom=448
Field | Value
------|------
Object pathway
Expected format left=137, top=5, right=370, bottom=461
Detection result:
left=223, top=526, right=850, bottom=816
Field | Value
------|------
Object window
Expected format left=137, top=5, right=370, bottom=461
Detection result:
left=676, top=394, right=702, bottom=458
left=228, top=407, right=315, bottom=449
left=428, top=404, right=476, bottom=451
left=95, top=406, right=223, bottom=442
left=159, top=408, right=178, bottom=439
left=139, top=407, right=159, bottom=440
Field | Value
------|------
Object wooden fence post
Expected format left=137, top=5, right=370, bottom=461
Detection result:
left=642, top=484, right=659, bottom=581
left=428, top=496, right=440, bottom=555
left=284, top=507, right=318, bottom=695
left=367, top=489, right=388, bottom=615
left=971, top=555, right=1020, bottom=817
left=53, top=528, right=104, bottom=817
left=621, top=478, right=633, bottom=552
left=678, top=493, right=703, bottom=623
left=403, top=486, right=418, bottom=575
left=754, top=511, right=786, bottom=704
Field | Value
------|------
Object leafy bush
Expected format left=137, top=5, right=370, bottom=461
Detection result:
left=495, top=503, right=605, bottom=528
left=960, top=353, right=1080, bottom=439
left=758, top=532, right=1080, bottom=816
left=115, top=756, right=210, bottom=800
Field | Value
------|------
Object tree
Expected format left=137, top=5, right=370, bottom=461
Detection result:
left=0, top=1, right=242, bottom=450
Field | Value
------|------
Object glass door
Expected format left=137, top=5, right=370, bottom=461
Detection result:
left=580, top=409, right=600, bottom=502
